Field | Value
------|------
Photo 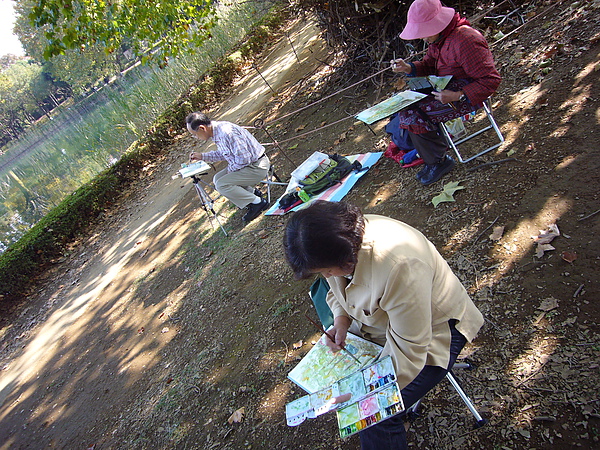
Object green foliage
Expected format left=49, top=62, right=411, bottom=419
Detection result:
left=0, top=168, right=120, bottom=296
left=0, top=58, right=66, bottom=145
left=26, top=0, right=218, bottom=66
left=13, top=0, right=135, bottom=95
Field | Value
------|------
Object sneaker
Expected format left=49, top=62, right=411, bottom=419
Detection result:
left=419, top=155, right=456, bottom=186
left=416, top=164, right=431, bottom=181
left=253, top=188, right=263, bottom=199
left=243, top=198, right=269, bottom=222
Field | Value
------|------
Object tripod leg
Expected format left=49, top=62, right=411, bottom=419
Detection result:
left=194, top=183, right=228, bottom=237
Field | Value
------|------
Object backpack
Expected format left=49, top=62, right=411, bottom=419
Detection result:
left=299, top=154, right=363, bottom=197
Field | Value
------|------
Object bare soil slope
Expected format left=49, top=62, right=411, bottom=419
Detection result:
left=1, top=3, right=599, bottom=449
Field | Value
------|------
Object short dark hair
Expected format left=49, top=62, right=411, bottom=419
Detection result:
left=185, top=112, right=211, bottom=131
left=283, top=201, right=365, bottom=279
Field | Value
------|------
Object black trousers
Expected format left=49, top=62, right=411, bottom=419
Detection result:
left=359, top=320, right=468, bottom=450
left=407, top=129, right=448, bottom=165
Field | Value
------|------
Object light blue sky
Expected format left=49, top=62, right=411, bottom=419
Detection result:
left=0, top=0, right=25, bottom=57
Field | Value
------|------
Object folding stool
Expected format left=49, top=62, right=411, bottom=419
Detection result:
left=261, top=164, right=287, bottom=203
left=406, top=361, right=488, bottom=428
left=439, top=98, right=504, bottom=163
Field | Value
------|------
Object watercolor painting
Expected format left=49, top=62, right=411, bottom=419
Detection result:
left=288, top=332, right=382, bottom=394
left=355, top=91, right=427, bottom=125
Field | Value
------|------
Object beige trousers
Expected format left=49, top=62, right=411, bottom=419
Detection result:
left=213, top=155, right=270, bottom=208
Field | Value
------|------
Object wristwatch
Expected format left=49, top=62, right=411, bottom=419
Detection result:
left=458, top=92, right=467, bottom=102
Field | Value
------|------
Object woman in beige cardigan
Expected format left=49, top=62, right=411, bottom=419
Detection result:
left=283, top=201, right=483, bottom=450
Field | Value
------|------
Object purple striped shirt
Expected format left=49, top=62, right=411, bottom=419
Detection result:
left=201, top=121, right=265, bottom=172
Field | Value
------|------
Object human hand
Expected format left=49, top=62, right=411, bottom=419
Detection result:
left=432, top=89, right=462, bottom=104
left=390, top=58, right=411, bottom=74
left=325, top=316, right=351, bottom=352
left=189, top=152, right=202, bottom=162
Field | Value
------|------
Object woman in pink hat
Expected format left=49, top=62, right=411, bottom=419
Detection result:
left=392, top=0, right=501, bottom=186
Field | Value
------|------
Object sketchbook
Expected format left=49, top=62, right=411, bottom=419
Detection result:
left=355, top=75, right=453, bottom=125
left=287, top=332, right=383, bottom=394
left=286, top=355, right=405, bottom=438
left=405, top=75, right=453, bottom=94
left=355, top=91, right=427, bottom=125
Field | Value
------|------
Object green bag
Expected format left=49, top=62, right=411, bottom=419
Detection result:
left=299, top=154, right=363, bottom=197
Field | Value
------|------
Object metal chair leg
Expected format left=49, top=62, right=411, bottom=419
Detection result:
left=446, top=371, right=488, bottom=428
left=440, top=98, right=505, bottom=163
left=261, top=165, right=287, bottom=203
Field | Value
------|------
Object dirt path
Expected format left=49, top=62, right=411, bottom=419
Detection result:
left=1, top=3, right=600, bottom=449
left=0, top=17, right=330, bottom=448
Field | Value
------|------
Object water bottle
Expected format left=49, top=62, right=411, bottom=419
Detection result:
left=400, top=149, right=419, bottom=165
left=298, top=189, right=311, bottom=203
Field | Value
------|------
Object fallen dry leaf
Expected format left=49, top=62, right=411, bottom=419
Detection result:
left=295, top=124, right=306, bottom=132
left=227, top=407, right=245, bottom=424
left=489, top=225, right=505, bottom=241
left=538, top=297, right=559, bottom=312
left=561, top=250, right=577, bottom=263
left=535, top=243, right=555, bottom=258
left=532, top=224, right=560, bottom=244
left=431, top=181, right=465, bottom=207
left=292, top=340, right=304, bottom=349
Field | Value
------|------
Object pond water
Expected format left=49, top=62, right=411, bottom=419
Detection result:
left=0, top=2, right=270, bottom=253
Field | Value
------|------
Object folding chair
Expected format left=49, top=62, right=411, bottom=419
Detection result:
left=439, top=98, right=504, bottom=163
left=308, top=276, right=487, bottom=428
left=406, top=361, right=488, bottom=428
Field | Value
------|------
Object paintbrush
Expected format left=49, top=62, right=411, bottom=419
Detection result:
left=304, top=313, right=362, bottom=365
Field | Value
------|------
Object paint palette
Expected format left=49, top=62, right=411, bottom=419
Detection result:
left=285, top=356, right=404, bottom=437
left=337, top=358, right=403, bottom=438
left=337, top=383, right=403, bottom=437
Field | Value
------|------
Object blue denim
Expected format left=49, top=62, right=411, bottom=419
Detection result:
left=359, top=320, right=467, bottom=450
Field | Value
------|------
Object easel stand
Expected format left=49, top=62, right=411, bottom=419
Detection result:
left=190, top=174, right=228, bottom=237
left=179, top=161, right=228, bottom=237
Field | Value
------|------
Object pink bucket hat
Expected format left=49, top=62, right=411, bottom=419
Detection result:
left=399, top=0, right=456, bottom=40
